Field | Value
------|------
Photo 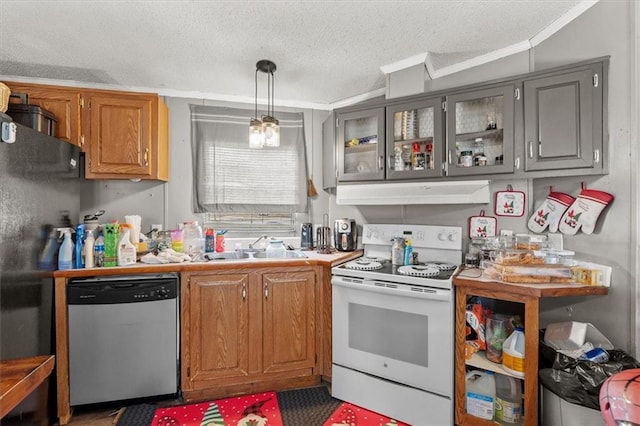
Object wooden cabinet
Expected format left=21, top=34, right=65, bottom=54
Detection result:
left=5, top=83, right=81, bottom=147
left=84, top=91, right=168, bottom=180
left=181, top=266, right=319, bottom=401
left=4, top=82, right=168, bottom=181
left=452, top=274, right=607, bottom=426
left=523, top=62, right=604, bottom=173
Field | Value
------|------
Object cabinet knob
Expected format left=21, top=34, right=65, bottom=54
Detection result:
left=144, top=148, right=149, bottom=166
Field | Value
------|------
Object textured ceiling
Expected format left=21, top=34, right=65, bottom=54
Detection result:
left=0, top=1, right=594, bottom=109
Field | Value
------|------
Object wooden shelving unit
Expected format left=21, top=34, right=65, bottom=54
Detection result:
left=453, top=270, right=608, bottom=426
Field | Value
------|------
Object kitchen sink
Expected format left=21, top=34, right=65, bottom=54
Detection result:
left=203, top=250, right=307, bottom=261
left=246, top=250, right=307, bottom=259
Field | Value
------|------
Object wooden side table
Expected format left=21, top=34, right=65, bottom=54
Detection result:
left=453, top=271, right=607, bottom=425
left=0, top=355, right=55, bottom=419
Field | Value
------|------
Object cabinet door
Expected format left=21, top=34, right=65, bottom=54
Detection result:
left=85, top=92, right=153, bottom=177
left=262, top=270, right=316, bottom=374
left=386, top=98, right=444, bottom=179
left=446, top=85, right=515, bottom=176
left=524, top=66, right=601, bottom=171
left=337, top=108, right=385, bottom=181
left=187, top=273, right=250, bottom=385
left=6, top=82, right=82, bottom=147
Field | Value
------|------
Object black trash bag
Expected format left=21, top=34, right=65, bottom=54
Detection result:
left=539, top=343, right=640, bottom=410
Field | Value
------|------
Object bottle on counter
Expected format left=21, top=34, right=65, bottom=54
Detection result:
left=404, top=237, right=413, bottom=265
left=84, top=231, right=95, bottom=268
left=205, top=228, right=215, bottom=253
left=117, top=224, right=137, bottom=266
left=73, top=224, right=85, bottom=269
left=58, top=229, right=74, bottom=270
left=94, top=230, right=105, bottom=267
left=391, top=237, right=406, bottom=266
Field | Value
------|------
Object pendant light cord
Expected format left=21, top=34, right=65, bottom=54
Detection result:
left=254, top=68, right=259, bottom=119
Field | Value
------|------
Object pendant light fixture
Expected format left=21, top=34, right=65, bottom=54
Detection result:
left=249, top=60, right=280, bottom=148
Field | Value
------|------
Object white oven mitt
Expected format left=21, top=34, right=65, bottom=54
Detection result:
left=527, top=191, right=575, bottom=233
left=559, top=188, right=614, bottom=235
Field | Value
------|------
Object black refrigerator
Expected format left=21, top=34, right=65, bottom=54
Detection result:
left=0, top=112, right=80, bottom=423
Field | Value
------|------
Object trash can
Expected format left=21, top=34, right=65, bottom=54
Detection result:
left=538, top=323, right=640, bottom=426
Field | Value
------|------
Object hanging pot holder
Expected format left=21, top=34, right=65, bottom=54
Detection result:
left=495, top=184, right=526, bottom=217
left=468, top=210, right=497, bottom=238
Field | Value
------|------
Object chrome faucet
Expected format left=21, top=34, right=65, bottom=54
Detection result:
left=248, top=235, right=269, bottom=249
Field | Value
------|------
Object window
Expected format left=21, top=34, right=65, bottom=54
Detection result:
left=190, top=105, right=308, bottom=235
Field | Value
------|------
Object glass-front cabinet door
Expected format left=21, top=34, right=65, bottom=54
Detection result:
left=386, top=98, right=444, bottom=180
left=446, top=85, right=515, bottom=176
left=337, top=108, right=385, bottom=182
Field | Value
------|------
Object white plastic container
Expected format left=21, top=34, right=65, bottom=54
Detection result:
left=266, top=239, right=286, bottom=258
left=58, top=229, right=74, bottom=270
left=495, top=374, right=522, bottom=423
left=465, top=370, right=495, bottom=420
left=117, top=224, right=137, bottom=266
left=182, top=221, right=204, bottom=257
left=502, top=327, right=525, bottom=377
left=84, top=231, right=95, bottom=268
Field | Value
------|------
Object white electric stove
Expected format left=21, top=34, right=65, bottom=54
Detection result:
left=331, top=224, right=463, bottom=426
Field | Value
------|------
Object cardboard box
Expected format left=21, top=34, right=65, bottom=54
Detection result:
left=544, top=321, right=614, bottom=351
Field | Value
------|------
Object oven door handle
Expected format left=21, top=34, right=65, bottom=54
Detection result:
left=332, top=278, right=451, bottom=302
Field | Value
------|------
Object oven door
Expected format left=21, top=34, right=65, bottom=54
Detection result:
left=332, top=275, right=453, bottom=397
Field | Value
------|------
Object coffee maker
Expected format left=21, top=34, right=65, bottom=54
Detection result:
left=334, top=218, right=357, bottom=252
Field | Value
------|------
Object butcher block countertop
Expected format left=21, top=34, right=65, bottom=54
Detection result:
left=0, top=355, right=55, bottom=419
left=52, top=249, right=363, bottom=278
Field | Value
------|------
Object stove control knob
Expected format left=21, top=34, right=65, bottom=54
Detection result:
left=437, top=232, right=447, bottom=241
left=448, top=233, right=457, bottom=242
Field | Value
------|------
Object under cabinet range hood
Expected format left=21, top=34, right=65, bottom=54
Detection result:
left=336, top=180, right=491, bottom=205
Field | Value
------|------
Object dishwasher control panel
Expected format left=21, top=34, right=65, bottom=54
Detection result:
left=67, top=273, right=178, bottom=305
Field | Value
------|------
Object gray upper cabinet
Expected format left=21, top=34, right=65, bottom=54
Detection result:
left=445, top=85, right=516, bottom=177
left=523, top=62, right=603, bottom=172
left=386, top=98, right=444, bottom=180
left=337, top=108, right=385, bottom=182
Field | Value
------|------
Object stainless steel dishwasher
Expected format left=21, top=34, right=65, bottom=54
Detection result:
left=67, top=273, right=179, bottom=406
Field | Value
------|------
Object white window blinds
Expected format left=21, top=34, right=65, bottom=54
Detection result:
left=190, top=105, right=309, bottom=219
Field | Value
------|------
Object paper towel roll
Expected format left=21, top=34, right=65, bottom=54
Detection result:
left=125, top=215, right=141, bottom=245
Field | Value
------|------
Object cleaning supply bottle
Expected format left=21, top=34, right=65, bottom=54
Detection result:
left=73, top=224, right=85, bottom=269
left=94, top=231, right=105, bottom=267
left=103, top=223, right=119, bottom=267
left=495, top=374, right=522, bottom=424
left=404, top=238, right=413, bottom=265
left=465, top=370, right=495, bottom=420
left=38, top=227, right=60, bottom=270
left=502, top=327, right=525, bottom=377
left=84, top=230, right=95, bottom=268
left=58, top=229, right=74, bottom=270
left=117, top=224, right=137, bottom=266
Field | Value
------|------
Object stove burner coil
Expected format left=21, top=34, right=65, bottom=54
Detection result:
left=397, top=265, right=440, bottom=277
left=423, top=261, right=457, bottom=271
left=344, top=259, right=383, bottom=271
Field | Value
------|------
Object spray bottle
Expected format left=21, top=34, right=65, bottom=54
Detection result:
left=73, top=224, right=85, bottom=269
left=58, top=229, right=74, bottom=270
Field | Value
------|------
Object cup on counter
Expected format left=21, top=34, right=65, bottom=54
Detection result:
left=215, top=233, right=225, bottom=253
left=171, top=229, right=183, bottom=253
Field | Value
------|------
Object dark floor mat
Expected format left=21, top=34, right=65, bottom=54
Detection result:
left=116, top=403, right=157, bottom=426
left=277, top=386, right=342, bottom=426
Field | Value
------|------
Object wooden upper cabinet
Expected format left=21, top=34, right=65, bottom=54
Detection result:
left=84, top=90, right=168, bottom=181
left=4, top=82, right=168, bottom=181
left=5, top=82, right=82, bottom=147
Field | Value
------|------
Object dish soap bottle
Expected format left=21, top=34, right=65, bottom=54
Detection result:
left=58, top=229, right=74, bottom=270
left=94, top=230, right=105, bottom=267
left=117, top=224, right=137, bottom=266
